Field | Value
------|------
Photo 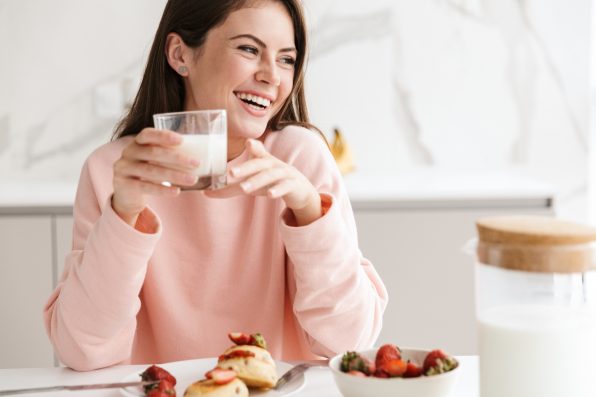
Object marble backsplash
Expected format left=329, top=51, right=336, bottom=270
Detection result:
left=0, top=0, right=591, bottom=220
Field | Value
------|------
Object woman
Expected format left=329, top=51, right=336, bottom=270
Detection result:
left=44, top=0, right=388, bottom=371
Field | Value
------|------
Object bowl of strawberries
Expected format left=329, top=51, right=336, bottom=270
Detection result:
left=329, top=344, right=460, bottom=397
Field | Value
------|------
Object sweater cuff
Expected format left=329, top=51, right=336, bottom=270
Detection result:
left=280, top=193, right=345, bottom=252
left=101, top=197, right=162, bottom=250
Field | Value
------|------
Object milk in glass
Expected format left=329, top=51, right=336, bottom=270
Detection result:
left=179, top=134, right=227, bottom=176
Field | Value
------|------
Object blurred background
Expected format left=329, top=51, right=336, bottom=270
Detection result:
left=0, top=0, right=593, bottom=367
left=0, top=0, right=591, bottom=220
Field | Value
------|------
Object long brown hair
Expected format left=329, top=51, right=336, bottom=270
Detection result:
left=113, top=0, right=316, bottom=140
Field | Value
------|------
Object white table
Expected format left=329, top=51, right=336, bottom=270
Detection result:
left=0, top=356, right=478, bottom=396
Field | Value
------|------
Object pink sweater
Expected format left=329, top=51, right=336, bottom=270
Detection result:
left=44, top=126, right=388, bottom=371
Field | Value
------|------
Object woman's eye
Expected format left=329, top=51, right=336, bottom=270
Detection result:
left=239, top=45, right=258, bottom=55
left=279, top=56, right=296, bottom=66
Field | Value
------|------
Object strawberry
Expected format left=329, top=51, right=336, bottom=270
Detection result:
left=249, top=333, right=267, bottom=350
left=379, top=359, right=407, bottom=377
left=347, top=370, right=367, bottom=377
left=152, top=380, right=176, bottom=396
left=373, top=368, right=390, bottom=378
left=423, top=349, right=458, bottom=376
left=339, top=351, right=375, bottom=375
left=228, top=332, right=252, bottom=345
left=403, top=361, right=423, bottom=378
left=218, top=350, right=256, bottom=362
left=140, top=365, right=177, bottom=385
left=375, top=344, right=401, bottom=368
left=205, top=368, right=237, bottom=385
left=228, top=332, right=268, bottom=349
left=147, top=390, right=175, bottom=397
left=340, top=352, right=360, bottom=372
left=140, top=365, right=177, bottom=393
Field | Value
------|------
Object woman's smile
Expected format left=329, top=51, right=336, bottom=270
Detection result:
left=234, top=90, right=275, bottom=117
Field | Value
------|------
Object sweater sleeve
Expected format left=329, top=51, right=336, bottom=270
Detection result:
left=43, top=155, right=162, bottom=371
left=275, top=128, right=389, bottom=357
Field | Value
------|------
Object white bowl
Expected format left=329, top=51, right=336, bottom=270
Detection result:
left=329, top=347, right=460, bottom=397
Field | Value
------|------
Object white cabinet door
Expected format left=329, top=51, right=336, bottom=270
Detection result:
left=354, top=206, right=553, bottom=355
left=0, top=216, right=55, bottom=368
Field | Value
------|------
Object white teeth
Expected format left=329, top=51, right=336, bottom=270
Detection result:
left=236, top=92, right=271, bottom=108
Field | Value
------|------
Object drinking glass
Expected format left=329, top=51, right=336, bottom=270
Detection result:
left=153, top=110, right=227, bottom=190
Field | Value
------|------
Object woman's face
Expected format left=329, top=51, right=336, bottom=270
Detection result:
left=184, top=1, right=296, bottom=157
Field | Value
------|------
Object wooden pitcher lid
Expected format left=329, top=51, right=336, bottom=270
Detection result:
left=475, top=215, right=596, bottom=273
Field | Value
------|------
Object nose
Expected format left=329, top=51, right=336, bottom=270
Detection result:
left=256, top=55, right=280, bottom=86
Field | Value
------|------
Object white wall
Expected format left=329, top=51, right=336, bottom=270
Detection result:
left=302, top=0, right=591, bottom=222
left=0, top=0, right=591, bottom=221
left=0, top=0, right=165, bottom=181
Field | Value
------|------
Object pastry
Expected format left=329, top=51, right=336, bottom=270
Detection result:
left=216, top=333, right=278, bottom=389
left=183, top=377, right=248, bottom=397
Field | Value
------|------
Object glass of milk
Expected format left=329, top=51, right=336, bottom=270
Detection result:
left=470, top=216, right=596, bottom=397
left=153, top=110, right=227, bottom=190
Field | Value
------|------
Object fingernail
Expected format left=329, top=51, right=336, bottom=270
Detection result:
left=189, top=158, right=200, bottom=167
left=240, top=182, right=252, bottom=192
left=230, top=167, right=239, bottom=177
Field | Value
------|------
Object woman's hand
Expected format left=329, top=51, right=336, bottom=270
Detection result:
left=206, top=139, right=322, bottom=226
left=112, top=128, right=200, bottom=227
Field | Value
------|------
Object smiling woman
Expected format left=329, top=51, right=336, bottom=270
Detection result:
left=42, top=0, right=388, bottom=371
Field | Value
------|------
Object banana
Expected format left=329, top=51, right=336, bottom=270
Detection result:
left=331, top=127, right=355, bottom=175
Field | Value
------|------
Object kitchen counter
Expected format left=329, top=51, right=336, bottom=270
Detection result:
left=0, top=168, right=556, bottom=214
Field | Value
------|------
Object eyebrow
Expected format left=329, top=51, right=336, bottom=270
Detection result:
left=229, top=34, right=297, bottom=53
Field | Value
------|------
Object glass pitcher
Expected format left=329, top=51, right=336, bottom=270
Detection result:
left=471, top=215, right=596, bottom=397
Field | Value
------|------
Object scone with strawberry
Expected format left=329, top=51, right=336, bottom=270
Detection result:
left=184, top=368, right=248, bottom=397
left=216, top=332, right=277, bottom=389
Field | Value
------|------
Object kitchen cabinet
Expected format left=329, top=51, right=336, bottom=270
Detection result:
left=354, top=206, right=552, bottom=355
left=0, top=184, right=74, bottom=368
left=0, top=216, right=55, bottom=368
left=344, top=170, right=556, bottom=355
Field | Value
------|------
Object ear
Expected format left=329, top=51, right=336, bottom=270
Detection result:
left=165, top=33, right=190, bottom=76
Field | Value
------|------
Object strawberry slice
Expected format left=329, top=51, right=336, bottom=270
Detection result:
left=218, top=350, right=256, bottom=362
left=205, top=368, right=237, bottom=385
left=228, top=332, right=252, bottom=345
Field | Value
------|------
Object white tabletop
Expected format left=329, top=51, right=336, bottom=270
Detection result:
left=0, top=356, right=478, bottom=396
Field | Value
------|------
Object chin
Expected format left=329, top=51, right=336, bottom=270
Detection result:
left=229, top=120, right=269, bottom=140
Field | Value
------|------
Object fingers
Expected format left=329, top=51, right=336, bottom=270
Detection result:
left=203, top=184, right=244, bottom=199
left=266, top=179, right=294, bottom=199
left=229, top=158, right=273, bottom=179
left=246, top=139, right=268, bottom=158
left=114, top=176, right=181, bottom=197
left=123, top=143, right=200, bottom=172
left=238, top=167, right=287, bottom=194
left=135, top=128, right=182, bottom=146
left=115, top=158, right=198, bottom=187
